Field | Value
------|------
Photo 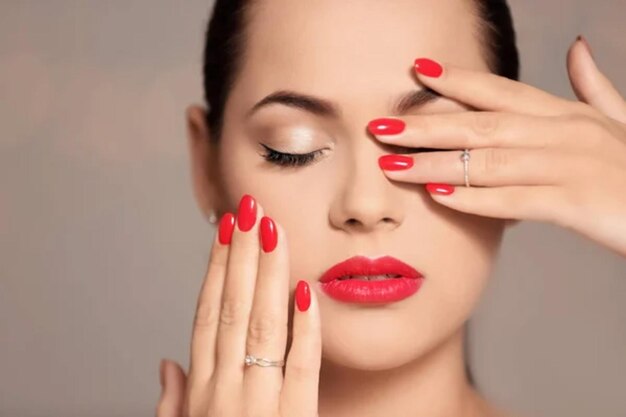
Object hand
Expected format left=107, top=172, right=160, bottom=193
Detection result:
left=156, top=195, right=322, bottom=417
left=370, top=37, right=626, bottom=257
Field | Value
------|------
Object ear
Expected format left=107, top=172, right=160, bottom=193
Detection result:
left=185, top=104, right=225, bottom=222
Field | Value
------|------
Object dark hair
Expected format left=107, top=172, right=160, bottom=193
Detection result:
left=201, top=0, right=519, bottom=389
left=202, top=0, right=519, bottom=143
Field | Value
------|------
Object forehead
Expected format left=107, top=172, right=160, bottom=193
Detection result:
left=233, top=0, right=487, bottom=110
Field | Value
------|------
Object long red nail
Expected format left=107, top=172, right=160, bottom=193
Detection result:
left=426, top=183, right=455, bottom=195
left=367, top=118, right=405, bottom=135
left=237, top=194, right=257, bottom=231
left=379, top=155, right=414, bottom=170
left=295, top=280, right=311, bottom=312
left=218, top=212, right=236, bottom=244
left=260, top=216, right=278, bottom=252
left=414, top=58, right=443, bottom=77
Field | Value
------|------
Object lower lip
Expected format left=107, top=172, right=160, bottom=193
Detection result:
left=319, top=276, right=424, bottom=303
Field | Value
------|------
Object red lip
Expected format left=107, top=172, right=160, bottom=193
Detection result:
left=319, top=255, right=423, bottom=283
left=318, top=255, right=425, bottom=304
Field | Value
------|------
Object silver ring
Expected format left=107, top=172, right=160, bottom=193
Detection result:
left=244, top=354, right=285, bottom=368
left=460, top=148, right=471, bottom=187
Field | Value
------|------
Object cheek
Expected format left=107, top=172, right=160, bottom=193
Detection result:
left=403, top=216, right=504, bottom=344
left=425, top=217, right=503, bottom=319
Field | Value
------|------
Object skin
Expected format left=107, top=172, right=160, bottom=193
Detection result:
left=157, top=0, right=626, bottom=416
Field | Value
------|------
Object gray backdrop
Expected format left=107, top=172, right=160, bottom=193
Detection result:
left=1, top=1, right=625, bottom=416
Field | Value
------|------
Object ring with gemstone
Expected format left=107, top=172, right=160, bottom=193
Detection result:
left=460, top=148, right=471, bottom=187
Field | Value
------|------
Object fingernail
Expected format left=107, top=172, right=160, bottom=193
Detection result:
left=576, top=34, right=594, bottom=60
left=367, top=118, right=405, bottom=135
left=260, top=216, right=278, bottom=252
left=414, top=57, right=443, bottom=77
left=379, top=155, right=414, bottom=170
left=237, top=194, right=257, bottom=232
left=218, top=212, right=236, bottom=245
left=295, top=280, right=311, bottom=312
left=426, top=183, right=455, bottom=195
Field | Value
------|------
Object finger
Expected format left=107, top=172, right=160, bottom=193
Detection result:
left=156, top=359, right=187, bottom=417
left=379, top=147, right=581, bottom=187
left=369, top=111, right=586, bottom=151
left=244, top=219, right=290, bottom=415
left=188, top=212, right=234, bottom=388
left=280, top=280, right=322, bottom=417
left=214, top=195, right=265, bottom=394
left=424, top=183, right=566, bottom=223
left=566, top=35, right=626, bottom=123
left=413, top=57, right=575, bottom=116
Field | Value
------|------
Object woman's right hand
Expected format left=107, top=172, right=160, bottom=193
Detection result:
left=155, top=195, right=322, bottom=417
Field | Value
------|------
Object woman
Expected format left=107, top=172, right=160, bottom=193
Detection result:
left=157, top=0, right=626, bottom=416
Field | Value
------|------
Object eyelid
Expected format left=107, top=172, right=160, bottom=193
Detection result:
left=259, top=142, right=326, bottom=156
left=258, top=142, right=328, bottom=168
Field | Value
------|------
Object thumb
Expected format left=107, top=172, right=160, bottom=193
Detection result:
left=156, top=359, right=187, bottom=417
left=566, top=35, right=626, bottom=123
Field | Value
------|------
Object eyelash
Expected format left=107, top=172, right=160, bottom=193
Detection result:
left=259, top=143, right=326, bottom=167
left=259, top=143, right=440, bottom=168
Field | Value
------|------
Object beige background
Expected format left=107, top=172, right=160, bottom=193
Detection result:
left=1, top=1, right=625, bottom=416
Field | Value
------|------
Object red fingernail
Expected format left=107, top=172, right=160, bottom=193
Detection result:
left=218, top=212, right=236, bottom=245
left=426, top=183, right=455, bottom=195
left=260, top=216, right=278, bottom=252
left=367, top=118, right=405, bottom=135
left=237, top=194, right=257, bottom=231
left=414, top=58, right=443, bottom=77
left=378, top=155, right=414, bottom=170
left=295, top=280, right=311, bottom=312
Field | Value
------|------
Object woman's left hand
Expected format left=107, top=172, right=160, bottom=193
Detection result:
left=369, top=37, right=626, bottom=257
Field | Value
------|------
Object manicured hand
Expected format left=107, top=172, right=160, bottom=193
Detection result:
left=155, top=194, right=322, bottom=417
left=370, top=37, right=626, bottom=257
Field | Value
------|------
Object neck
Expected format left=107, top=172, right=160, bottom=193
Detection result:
left=318, top=326, right=494, bottom=417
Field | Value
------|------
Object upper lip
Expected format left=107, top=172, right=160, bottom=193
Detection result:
left=319, top=255, right=423, bottom=283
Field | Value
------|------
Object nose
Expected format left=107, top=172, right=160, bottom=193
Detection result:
left=328, top=140, right=406, bottom=234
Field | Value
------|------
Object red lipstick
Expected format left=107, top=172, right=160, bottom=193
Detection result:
left=318, top=255, right=424, bottom=304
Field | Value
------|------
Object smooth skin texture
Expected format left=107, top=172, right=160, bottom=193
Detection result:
left=156, top=0, right=623, bottom=416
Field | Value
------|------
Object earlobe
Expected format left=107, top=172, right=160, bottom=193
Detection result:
left=185, top=104, right=223, bottom=222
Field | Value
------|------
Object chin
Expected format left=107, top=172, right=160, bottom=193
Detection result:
left=319, top=311, right=455, bottom=372
left=322, top=348, right=418, bottom=372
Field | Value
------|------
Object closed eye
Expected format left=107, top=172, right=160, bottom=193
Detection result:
left=258, top=143, right=440, bottom=168
left=258, top=143, right=326, bottom=167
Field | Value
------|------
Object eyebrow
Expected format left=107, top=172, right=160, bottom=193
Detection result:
left=245, top=88, right=442, bottom=119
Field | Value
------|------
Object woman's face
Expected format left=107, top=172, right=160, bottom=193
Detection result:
left=189, top=0, right=506, bottom=371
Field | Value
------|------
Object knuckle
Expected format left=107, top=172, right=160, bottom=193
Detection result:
left=469, top=112, right=499, bottom=138
left=568, top=114, right=607, bottom=147
left=287, top=362, right=316, bottom=380
left=481, top=148, right=509, bottom=174
left=194, top=300, right=220, bottom=329
left=409, top=114, right=432, bottom=136
left=246, top=313, right=279, bottom=346
left=219, top=297, right=247, bottom=327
